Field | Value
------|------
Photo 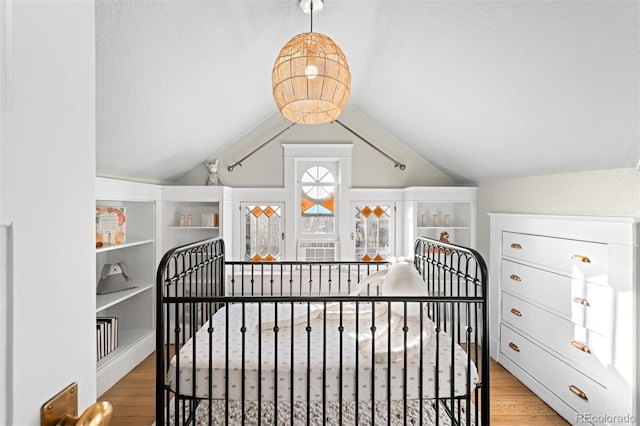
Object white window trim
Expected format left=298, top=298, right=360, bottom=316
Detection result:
left=283, top=144, right=353, bottom=260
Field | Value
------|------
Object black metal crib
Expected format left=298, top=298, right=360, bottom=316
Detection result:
left=156, top=237, right=489, bottom=425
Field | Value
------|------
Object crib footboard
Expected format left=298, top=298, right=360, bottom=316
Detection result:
left=156, top=237, right=488, bottom=425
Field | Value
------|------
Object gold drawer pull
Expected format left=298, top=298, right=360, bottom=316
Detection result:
left=508, top=342, right=520, bottom=352
left=510, top=243, right=522, bottom=250
left=571, top=341, right=591, bottom=353
left=571, top=254, right=591, bottom=263
left=573, top=297, right=590, bottom=307
left=510, top=274, right=522, bottom=282
left=569, top=384, right=588, bottom=400
left=510, top=308, right=522, bottom=317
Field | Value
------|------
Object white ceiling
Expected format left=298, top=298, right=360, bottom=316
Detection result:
left=96, top=0, right=639, bottom=184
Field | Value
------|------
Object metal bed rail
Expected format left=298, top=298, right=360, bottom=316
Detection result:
left=156, top=236, right=489, bottom=425
left=414, top=236, right=490, bottom=425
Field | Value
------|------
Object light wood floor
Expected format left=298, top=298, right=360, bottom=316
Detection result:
left=99, top=353, right=570, bottom=425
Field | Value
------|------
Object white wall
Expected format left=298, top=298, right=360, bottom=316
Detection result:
left=0, top=1, right=96, bottom=424
left=476, top=167, right=640, bottom=261
left=178, top=106, right=457, bottom=188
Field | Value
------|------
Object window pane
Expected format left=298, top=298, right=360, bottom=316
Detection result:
left=300, top=166, right=335, bottom=235
left=301, top=215, right=334, bottom=234
left=354, top=205, right=391, bottom=261
left=244, top=205, right=281, bottom=261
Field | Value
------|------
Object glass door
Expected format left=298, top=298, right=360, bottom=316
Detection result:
left=352, top=203, right=394, bottom=261
left=241, top=203, right=284, bottom=261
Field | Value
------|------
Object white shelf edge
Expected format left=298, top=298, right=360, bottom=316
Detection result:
left=96, top=284, right=153, bottom=312
left=167, top=226, right=219, bottom=230
left=96, top=238, right=154, bottom=253
left=96, top=328, right=153, bottom=371
left=417, top=226, right=470, bottom=230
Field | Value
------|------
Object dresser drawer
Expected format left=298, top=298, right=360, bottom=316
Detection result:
left=502, top=260, right=613, bottom=336
left=500, top=324, right=610, bottom=419
left=501, top=293, right=608, bottom=385
left=502, top=232, right=608, bottom=285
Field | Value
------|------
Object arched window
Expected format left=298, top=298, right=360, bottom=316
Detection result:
left=300, top=166, right=335, bottom=234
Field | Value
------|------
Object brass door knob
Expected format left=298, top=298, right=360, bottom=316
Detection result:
left=56, top=401, right=113, bottom=426
left=42, top=383, right=114, bottom=426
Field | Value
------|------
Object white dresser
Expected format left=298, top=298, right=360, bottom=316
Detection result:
left=489, top=214, right=638, bottom=425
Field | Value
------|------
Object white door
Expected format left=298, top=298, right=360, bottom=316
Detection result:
left=351, top=203, right=394, bottom=261
left=297, top=163, right=339, bottom=261
left=240, top=203, right=285, bottom=261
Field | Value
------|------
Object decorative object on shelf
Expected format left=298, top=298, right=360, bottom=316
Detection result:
left=205, top=159, right=222, bottom=186
left=272, top=0, right=350, bottom=124
left=96, top=207, right=126, bottom=246
left=97, top=262, right=135, bottom=295
left=433, top=214, right=439, bottom=227
left=421, top=214, right=427, bottom=227
left=187, top=214, right=193, bottom=227
left=202, top=213, right=217, bottom=227
left=428, top=231, right=452, bottom=255
left=179, top=214, right=185, bottom=227
left=445, top=214, right=450, bottom=227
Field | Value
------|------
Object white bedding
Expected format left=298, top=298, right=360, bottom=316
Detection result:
left=167, top=303, right=478, bottom=403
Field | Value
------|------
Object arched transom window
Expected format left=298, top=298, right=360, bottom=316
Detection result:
left=300, top=166, right=335, bottom=234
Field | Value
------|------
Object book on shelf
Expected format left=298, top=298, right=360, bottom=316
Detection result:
left=96, top=207, right=126, bottom=247
left=96, top=317, right=119, bottom=361
left=96, top=322, right=105, bottom=361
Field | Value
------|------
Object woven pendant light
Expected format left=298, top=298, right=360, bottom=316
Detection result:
left=272, top=1, right=350, bottom=125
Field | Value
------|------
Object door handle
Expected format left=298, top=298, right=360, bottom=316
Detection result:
left=42, top=383, right=113, bottom=426
left=56, top=402, right=113, bottom=426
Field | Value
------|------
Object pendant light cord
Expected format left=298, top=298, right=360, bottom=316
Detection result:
left=310, top=0, right=313, bottom=32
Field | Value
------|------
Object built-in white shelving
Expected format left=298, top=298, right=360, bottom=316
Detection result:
left=95, top=177, right=160, bottom=396
left=403, top=187, right=477, bottom=254
left=161, top=185, right=233, bottom=256
left=96, top=284, right=154, bottom=312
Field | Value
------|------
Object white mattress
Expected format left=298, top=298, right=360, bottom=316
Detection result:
left=167, top=303, right=478, bottom=402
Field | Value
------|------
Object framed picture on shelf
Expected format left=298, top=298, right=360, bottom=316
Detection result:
left=96, top=206, right=126, bottom=246
left=201, top=213, right=218, bottom=227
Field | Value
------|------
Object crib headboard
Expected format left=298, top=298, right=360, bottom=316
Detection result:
left=414, top=236, right=490, bottom=418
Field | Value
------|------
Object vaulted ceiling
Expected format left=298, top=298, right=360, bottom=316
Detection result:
left=96, top=0, right=639, bottom=184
